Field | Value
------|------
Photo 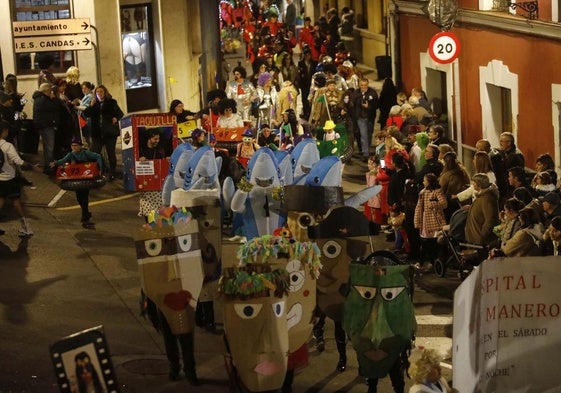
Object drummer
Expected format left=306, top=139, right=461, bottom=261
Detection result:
left=50, top=137, right=103, bottom=227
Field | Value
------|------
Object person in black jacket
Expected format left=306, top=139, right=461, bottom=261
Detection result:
left=352, top=78, right=378, bottom=162
left=83, top=85, right=124, bottom=181
left=414, top=144, right=443, bottom=188
left=32, top=83, right=65, bottom=173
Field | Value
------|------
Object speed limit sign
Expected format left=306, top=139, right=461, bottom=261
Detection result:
left=428, top=31, right=460, bottom=64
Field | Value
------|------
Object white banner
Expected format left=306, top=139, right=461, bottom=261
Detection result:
left=453, top=257, right=561, bottom=393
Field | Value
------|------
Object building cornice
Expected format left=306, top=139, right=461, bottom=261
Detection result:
left=393, top=0, right=561, bottom=41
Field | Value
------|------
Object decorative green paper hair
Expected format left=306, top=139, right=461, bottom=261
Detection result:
left=237, top=234, right=322, bottom=279
left=219, top=265, right=290, bottom=300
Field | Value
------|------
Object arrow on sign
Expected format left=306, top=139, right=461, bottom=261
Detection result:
left=82, top=37, right=90, bottom=45
left=81, top=21, right=89, bottom=30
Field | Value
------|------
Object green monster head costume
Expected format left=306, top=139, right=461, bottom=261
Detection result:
left=343, top=264, right=417, bottom=379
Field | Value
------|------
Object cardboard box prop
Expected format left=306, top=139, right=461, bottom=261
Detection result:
left=171, top=189, right=222, bottom=301
left=177, top=120, right=198, bottom=139
left=453, top=257, right=561, bottom=393
left=220, top=265, right=290, bottom=392
left=121, top=113, right=178, bottom=192
left=343, top=264, right=416, bottom=379
left=238, top=235, right=322, bottom=353
left=135, top=213, right=204, bottom=335
left=307, top=206, right=371, bottom=321
left=50, top=326, right=119, bottom=393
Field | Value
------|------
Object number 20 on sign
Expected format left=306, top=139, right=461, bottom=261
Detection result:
left=428, top=31, right=461, bottom=64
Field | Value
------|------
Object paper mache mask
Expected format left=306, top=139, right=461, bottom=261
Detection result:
left=134, top=207, right=205, bottom=335
left=219, top=264, right=290, bottom=392
left=237, top=235, right=322, bottom=353
left=343, top=264, right=416, bottom=379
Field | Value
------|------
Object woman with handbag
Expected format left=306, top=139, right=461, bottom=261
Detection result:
left=83, top=85, right=124, bottom=181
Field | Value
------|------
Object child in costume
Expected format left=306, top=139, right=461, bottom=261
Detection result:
left=50, top=137, right=103, bottom=228
left=388, top=204, right=409, bottom=253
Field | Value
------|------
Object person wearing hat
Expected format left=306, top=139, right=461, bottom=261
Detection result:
left=257, top=124, right=279, bottom=148
left=190, top=128, right=207, bottom=149
left=256, top=72, right=278, bottom=126
left=236, top=128, right=259, bottom=167
left=0, top=121, right=42, bottom=236
left=50, top=137, right=102, bottom=228
left=322, top=119, right=340, bottom=141
left=540, top=191, right=561, bottom=228
left=310, top=78, right=342, bottom=127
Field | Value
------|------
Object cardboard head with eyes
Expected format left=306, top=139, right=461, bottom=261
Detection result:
left=170, top=189, right=222, bottom=301
left=306, top=205, right=371, bottom=321
left=237, top=235, right=322, bottom=356
left=343, top=263, right=416, bottom=379
left=135, top=208, right=205, bottom=334
left=220, top=265, right=290, bottom=392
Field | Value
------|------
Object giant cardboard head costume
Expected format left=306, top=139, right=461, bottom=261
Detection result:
left=343, top=263, right=416, bottom=379
left=135, top=207, right=205, bottom=334
left=220, top=265, right=290, bottom=392
left=307, top=206, right=371, bottom=321
left=171, top=189, right=222, bottom=301
left=237, top=235, right=322, bottom=354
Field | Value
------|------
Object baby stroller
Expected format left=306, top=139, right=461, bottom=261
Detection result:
left=434, top=208, right=487, bottom=280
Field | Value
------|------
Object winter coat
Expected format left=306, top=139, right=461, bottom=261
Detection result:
left=32, top=90, right=64, bottom=129
left=465, top=184, right=500, bottom=245
left=501, top=224, right=544, bottom=257
left=83, top=98, right=124, bottom=139
left=414, top=188, right=447, bottom=238
left=439, top=167, right=470, bottom=198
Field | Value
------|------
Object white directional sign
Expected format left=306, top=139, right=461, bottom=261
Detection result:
left=13, top=18, right=91, bottom=37
left=14, top=34, right=92, bottom=53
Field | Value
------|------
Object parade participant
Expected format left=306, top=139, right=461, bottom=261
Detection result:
left=200, top=89, right=227, bottom=132
left=310, top=79, right=343, bottom=127
left=136, top=208, right=204, bottom=385
left=50, top=137, right=103, bottom=228
left=225, top=65, right=256, bottom=122
left=217, top=98, right=244, bottom=129
left=256, top=72, right=278, bottom=126
left=257, top=124, right=280, bottom=148
left=322, top=119, right=340, bottom=141
left=169, top=99, right=197, bottom=123
left=344, top=263, right=416, bottom=393
left=236, top=128, right=259, bottom=168
left=139, top=128, right=167, bottom=161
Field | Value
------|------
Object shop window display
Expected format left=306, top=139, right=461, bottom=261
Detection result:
left=121, top=5, right=152, bottom=90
